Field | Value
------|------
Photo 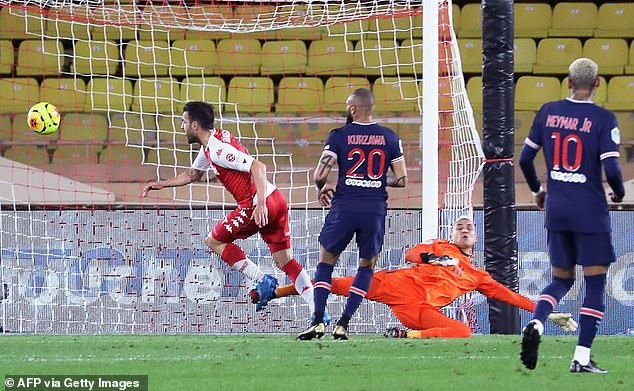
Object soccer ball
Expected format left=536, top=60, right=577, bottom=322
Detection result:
left=27, top=102, right=61, bottom=135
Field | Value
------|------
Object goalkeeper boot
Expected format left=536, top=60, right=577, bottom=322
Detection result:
left=569, top=359, right=608, bottom=374
left=297, top=323, right=326, bottom=340
left=332, top=324, right=349, bottom=341
left=520, top=320, right=542, bottom=370
left=254, top=274, right=278, bottom=312
left=384, top=327, right=407, bottom=338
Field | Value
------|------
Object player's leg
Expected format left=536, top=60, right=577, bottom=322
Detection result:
left=569, top=232, right=614, bottom=374
left=385, top=304, right=472, bottom=338
left=521, top=230, right=576, bottom=370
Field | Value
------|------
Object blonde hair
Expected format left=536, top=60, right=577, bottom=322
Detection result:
left=568, top=58, right=598, bottom=90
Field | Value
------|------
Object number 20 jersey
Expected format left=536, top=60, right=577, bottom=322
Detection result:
left=525, top=98, right=621, bottom=232
left=323, top=121, right=404, bottom=214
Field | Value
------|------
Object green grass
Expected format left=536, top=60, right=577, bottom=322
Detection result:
left=0, top=334, right=632, bottom=391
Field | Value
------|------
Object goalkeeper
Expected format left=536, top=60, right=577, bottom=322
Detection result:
left=256, top=216, right=577, bottom=338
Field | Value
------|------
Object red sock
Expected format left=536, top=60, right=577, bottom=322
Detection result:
left=221, top=243, right=246, bottom=266
left=281, top=259, right=302, bottom=282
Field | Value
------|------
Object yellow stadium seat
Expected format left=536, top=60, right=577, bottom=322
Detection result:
left=514, top=3, right=551, bottom=38
left=91, top=4, right=139, bottom=41
left=260, top=40, right=307, bottom=75
left=3, top=146, right=51, bottom=166
left=107, top=112, right=157, bottom=148
left=0, top=115, right=12, bottom=148
left=0, top=77, right=40, bottom=114
left=12, top=111, right=56, bottom=143
left=306, top=39, right=354, bottom=76
left=84, top=77, right=133, bottom=112
left=366, top=9, right=423, bottom=40
left=466, top=76, right=482, bottom=113
left=322, top=77, right=370, bottom=112
left=560, top=76, right=607, bottom=107
left=72, top=40, right=119, bottom=76
left=233, top=5, right=278, bottom=40
left=373, top=78, right=419, bottom=114
left=627, top=41, right=634, bottom=75
left=397, top=38, right=422, bottom=76
left=459, top=4, right=481, bottom=38
left=150, top=115, right=193, bottom=167
left=458, top=39, right=482, bottom=74
left=186, top=5, right=232, bottom=40
left=549, top=2, right=597, bottom=38
left=131, top=77, right=179, bottom=113
left=595, top=3, right=634, bottom=38
left=123, top=40, right=170, bottom=77
left=170, top=39, right=216, bottom=78
left=52, top=112, right=108, bottom=164
left=137, top=5, right=188, bottom=41
left=532, top=38, right=582, bottom=75
left=180, top=76, right=226, bottom=112
left=326, top=3, right=370, bottom=38
left=615, top=111, right=634, bottom=145
left=99, top=144, right=147, bottom=166
left=227, top=76, right=274, bottom=113
left=451, top=3, right=461, bottom=35
left=276, top=77, right=323, bottom=114
left=44, top=5, right=92, bottom=40
left=16, top=39, right=64, bottom=76
left=514, top=111, right=536, bottom=146
left=40, top=78, right=86, bottom=113
left=0, top=6, right=46, bottom=40
left=604, top=76, right=634, bottom=111
left=216, top=39, right=262, bottom=75
left=515, top=76, right=561, bottom=111
left=274, top=4, right=325, bottom=40
left=514, top=38, right=536, bottom=74
left=352, top=38, right=399, bottom=76
left=0, top=40, right=13, bottom=75
left=582, top=38, right=628, bottom=76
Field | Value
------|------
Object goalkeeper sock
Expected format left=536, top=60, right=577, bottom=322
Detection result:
left=312, top=262, right=334, bottom=324
left=281, top=259, right=315, bottom=314
left=533, top=276, right=574, bottom=324
left=223, top=243, right=264, bottom=283
left=341, top=266, right=373, bottom=322
left=577, top=274, right=606, bottom=354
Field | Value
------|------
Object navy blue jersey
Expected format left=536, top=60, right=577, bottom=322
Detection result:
left=524, top=98, right=621, bottom=232
left=323, top=121, right=404, bottom=214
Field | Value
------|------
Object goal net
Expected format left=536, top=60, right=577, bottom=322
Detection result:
left=0, top=0, right=484, bottom=334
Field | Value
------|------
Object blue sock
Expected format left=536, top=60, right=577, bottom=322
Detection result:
left=578, top=274, right=606, bottom=348
left=339, top=266, right=374, bottom=328
left=533, top=276, right=575, bottom=324
left=312, top=262, right=334, bottom=325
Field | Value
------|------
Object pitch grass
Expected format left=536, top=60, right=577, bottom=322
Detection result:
left=0, top=334, right=632, bottom=391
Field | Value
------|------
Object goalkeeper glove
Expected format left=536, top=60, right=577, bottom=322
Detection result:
left=420, top=253, right=459, bottom=266
left=384, top=327, right=408, bottom=338
left=547, top=312, right=578, bottom=333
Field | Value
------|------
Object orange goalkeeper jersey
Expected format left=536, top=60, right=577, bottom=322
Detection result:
left=368, top=240, right=535, bottom=311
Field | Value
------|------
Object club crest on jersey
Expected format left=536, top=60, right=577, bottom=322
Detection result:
left=226, top=153, right=235, bottom=162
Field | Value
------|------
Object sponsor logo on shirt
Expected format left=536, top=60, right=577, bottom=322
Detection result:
left=550, top=170, right=587, bottom=183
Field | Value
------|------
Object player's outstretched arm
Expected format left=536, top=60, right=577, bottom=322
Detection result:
left=141, top=168, right=204, bottom=197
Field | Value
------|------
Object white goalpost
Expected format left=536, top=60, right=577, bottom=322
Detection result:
left=0, top=0, right=484, bottom=333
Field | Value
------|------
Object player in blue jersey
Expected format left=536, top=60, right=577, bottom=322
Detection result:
left=298, top=88, right=408, bottom=340
left=518, top=58, right=625, bottom=373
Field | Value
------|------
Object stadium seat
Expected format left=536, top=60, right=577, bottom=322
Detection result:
left=16, top=39, right=64, bottom=76
left=466, top=76, right=482, bottom=113
left=594, top=3, right=634, bottom=38
left=123, top=40, right=170, bottom=77
left=216, top=38, right=262, bottom=75
left=186, top=5, right=232, bottom=40
left=560, top=76, right=607, bottom=107
left=615, top=111, right=634, bottom=146
left=532, top=38, right=582, bottom=75
left=3, top=145, right=52, bottom=166
left=84, top=77, right=133, bottom=112
left=457, top=39, right=482, bottom=74
left=604, top=76, right=634, bottom=111
left=91, top=4, right=139, bottom=41
left=352, top=38, right=399, bottom=76
left=44, top=5, right=92, bottom=40
left=227, top=76, right=274, bottom=113
left=0, top=6, right=46, bottom=40
left=627, top=41, right=634, bottom=75
left=131, top=77, right=179, bottom=113
left=372, top=78, right=419, bottom=114
left=515, top=76, right=560, bottom=111
left=180, top=76, right=226, bottom=112
left=514, top=38, right=536, bottom=74
left=582, top=39, right=628, bottom=76
left=436, top=77, right=455, bottom=112
left=108, top=111, right=158, bottom=149
left=170, top=39, right=216, bottom=78
left=366, top=9, right=423, bottom=40
left=276, top=77, right=323, bottom=114
left=514, top=3, right=551, bottom=38
left=306, top=38, right=354, bottom=76
left=72, top=40, right=119, bottom=76
left=451, top=3, right=461, bottom=35
left=322, top=76, right=370, bottom=112
left=459, top=4, right=481, bottom=38
left=549, top=2, right=597, bottom=38
left=274, top=4, right=325, bottom=40
left=40, top=78, right=86, bottom=113
left=0, top=77, right=40, bottom=114
left=233, top=5, right=278, bottom=40
left=514, top=111, right=536, bottom=146
left=99, top=143, right=147, bottom=166
left=137, top=4, right=188, bottom=41
left=397, top=38, right=422, bottom=76
left=327, top=3, right=370, bottom=38
left=0, top=115, right=12, bottom=150
left=260, top=40, right=308, bottom=75
left=0, top=40, right=13, bottom=75
left=53, top=112, right=108, bottom=165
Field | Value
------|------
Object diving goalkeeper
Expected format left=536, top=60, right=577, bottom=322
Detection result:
left=253, top=216, right=577, bottom=338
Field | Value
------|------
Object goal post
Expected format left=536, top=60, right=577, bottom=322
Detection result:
left=0, top=0, right=484, bottom=334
